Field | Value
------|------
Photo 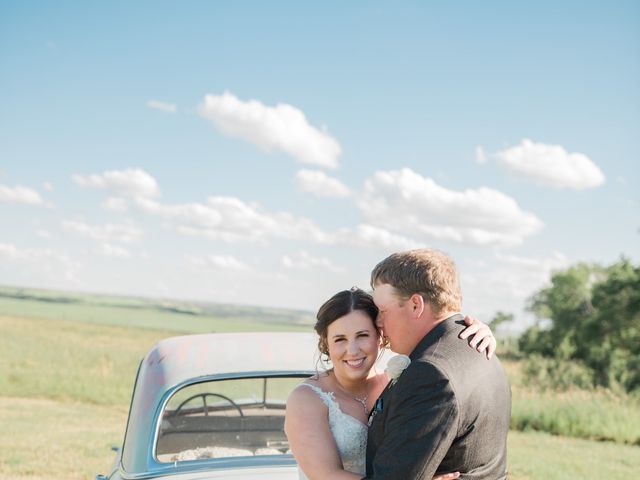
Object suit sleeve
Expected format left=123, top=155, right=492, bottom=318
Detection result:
left=364, top=361, right=459, bottom=480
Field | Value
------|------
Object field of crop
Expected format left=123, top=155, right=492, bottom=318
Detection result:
left=1, top=288, right=639, bottom=479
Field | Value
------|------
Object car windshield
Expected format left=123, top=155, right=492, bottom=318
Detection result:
left=156, top=376, right=304, bottom=463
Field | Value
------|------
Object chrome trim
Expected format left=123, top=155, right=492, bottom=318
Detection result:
left=119, top=457, right=298, bottom=480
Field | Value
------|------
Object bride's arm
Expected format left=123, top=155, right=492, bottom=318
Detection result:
left=285, top=385, right=361, bottom=480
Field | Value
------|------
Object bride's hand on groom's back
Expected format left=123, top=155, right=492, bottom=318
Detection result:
left=459, top=315, right=497, bottom=359
left=433, top=472, right=460, bottom=480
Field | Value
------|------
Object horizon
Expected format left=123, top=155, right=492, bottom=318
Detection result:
left=0, top=283, right=317, bottom=315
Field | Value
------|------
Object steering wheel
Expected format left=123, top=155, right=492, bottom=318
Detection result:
left=173, top=392, right=244, bottom=417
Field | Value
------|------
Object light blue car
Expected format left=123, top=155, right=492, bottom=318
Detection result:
left=96, top=332, right=319, bottom=480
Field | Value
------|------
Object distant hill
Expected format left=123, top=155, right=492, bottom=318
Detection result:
left=0, top=285, right=315, bottom=333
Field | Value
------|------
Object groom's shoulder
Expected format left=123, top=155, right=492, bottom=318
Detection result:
left=415, top=323, right=502, bottom=380
left=415, top=320, right=473, bottom=362
left=399, top=356, right=454, bottom=392
left=392, top=360, right=460, bottom=413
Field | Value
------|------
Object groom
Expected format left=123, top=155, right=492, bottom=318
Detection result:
left=364, top=249, right=511, bottom=479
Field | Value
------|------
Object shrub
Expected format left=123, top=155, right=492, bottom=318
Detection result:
left=521, top=355, right=594, bottom=391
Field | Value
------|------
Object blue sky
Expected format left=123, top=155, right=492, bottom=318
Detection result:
left=1, top=1, right=638, bottom=330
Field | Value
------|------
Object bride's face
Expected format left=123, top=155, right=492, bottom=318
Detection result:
left=326, top=310, right=379, bottom=384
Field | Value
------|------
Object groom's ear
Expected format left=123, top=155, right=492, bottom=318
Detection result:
left=409, top=293, right=425, bottom=318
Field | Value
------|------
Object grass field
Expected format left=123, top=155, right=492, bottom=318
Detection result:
left=1, top=288, right=639, bottom=479
left=0, top=286, right=314, bottom=333
left=510, top=387, right=640, bottom=445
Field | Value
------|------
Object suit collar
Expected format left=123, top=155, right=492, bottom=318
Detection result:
left=409, top=313, right=465, bottom=361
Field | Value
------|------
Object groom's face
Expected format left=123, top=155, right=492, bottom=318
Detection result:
left=372, top=283, right=415, bottom=355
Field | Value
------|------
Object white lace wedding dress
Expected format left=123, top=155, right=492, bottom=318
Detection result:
left=296, top=383, right=368, bottom=479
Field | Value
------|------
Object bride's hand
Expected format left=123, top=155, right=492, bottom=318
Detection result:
left=459, top=315, right=497, bottom=359
left=433, top=472, right=460, bottom=480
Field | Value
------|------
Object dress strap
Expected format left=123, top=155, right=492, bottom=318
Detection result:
left=296, top=383, right=338, bottom=410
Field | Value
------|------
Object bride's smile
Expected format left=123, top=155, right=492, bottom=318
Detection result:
left=344, top=358, right=366, bottom=368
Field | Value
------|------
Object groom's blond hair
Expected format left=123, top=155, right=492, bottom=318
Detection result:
left=370, top=249, right=462, bottom=316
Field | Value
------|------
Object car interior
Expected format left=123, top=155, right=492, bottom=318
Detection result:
left=156, top=376, right=305, bottom=462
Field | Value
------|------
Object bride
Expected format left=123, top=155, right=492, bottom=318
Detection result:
left=285, top=288, right=495, bottom=480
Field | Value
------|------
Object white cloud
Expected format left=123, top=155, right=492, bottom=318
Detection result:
left=494, top=250, right=568, bottom=271
left=475, top=146, right=487, bottom=165
left=296, top=169, right=351, bottom=198
left=102, top=197, right=129, bottom=212
left=135, top=196, right=335, bottom=244
left=357, top=168, right=543, bottom=247
left=97, top=243, right=131, bottom=258
left=136, top=192, right=422, bottom=250
left=188, top=254, right=249, bottom=271
left=62, top=220, right=142, bottom=244
left=42, top=181, right=54, bottom=191
left=36, top=229, right=52, bottom=239
left=0, top=243, right=21, bottom=259
left=74, top=168, right=426, bottom=252
left=495, top=138, right=605, bottom=189
left=282, top=250, right=344, bottom=272
left=0, top=242, right=81, bottom=282
left=147, top=99, right=177, bottom=113
left=198, top=91, right=341, bottom=169
left=337, top=224, right=422, bottom=250
left=0, top=184, right=46, bottom=206
left=72, top=168, right=161, bottom=198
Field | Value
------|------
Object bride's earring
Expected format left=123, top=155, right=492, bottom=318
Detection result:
left=320, top=344, right=333, bottom=365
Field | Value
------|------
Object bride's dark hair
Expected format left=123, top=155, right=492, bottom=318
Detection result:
left=314, top=287, right=383, bottom=357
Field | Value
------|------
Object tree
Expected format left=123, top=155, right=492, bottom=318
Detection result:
left=519, top=258, right=640, bottom=392
left=488, top=311, right=514, bottom=331
left=588, top=258, right=640, bottom=390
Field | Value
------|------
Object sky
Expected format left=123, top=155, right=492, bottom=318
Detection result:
left=1, top=1, right=638, bottom=332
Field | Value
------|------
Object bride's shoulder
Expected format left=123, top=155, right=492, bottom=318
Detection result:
left=288, top=377, right=327, bottom=400
left=286, top=379, right=332, bottom=416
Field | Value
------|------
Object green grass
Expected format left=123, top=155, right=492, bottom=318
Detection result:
left=0, top=396, right=127, bottom=480
left=510, top=387, right=640, bottom=445
left=0, top=315, right=173, bottom=405
left=0, top=313, right=311, bottom=406
left=0, top=285, right=313, bottom=333
left=502, top=359, right=640, bottom=445
left=507, top=430, right=640, bottom=479
left=2, top=287, right=640, bottom=479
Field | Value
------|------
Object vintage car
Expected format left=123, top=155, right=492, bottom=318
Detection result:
left=96, top=331, right=330, bottom=480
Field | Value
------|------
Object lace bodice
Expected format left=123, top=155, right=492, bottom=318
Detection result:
left=296, top=383, right=367, bottom=479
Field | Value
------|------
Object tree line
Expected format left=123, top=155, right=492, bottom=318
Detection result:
left=494, top=257, right=640, bottom=393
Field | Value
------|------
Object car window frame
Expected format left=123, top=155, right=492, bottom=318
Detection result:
left=144, top=372, right=312, bottom=476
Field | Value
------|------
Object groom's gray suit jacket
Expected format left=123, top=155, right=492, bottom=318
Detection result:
left=364, top=314, right=511, bottom=479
